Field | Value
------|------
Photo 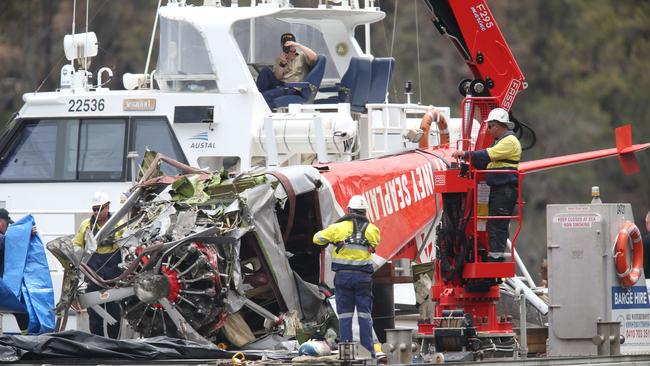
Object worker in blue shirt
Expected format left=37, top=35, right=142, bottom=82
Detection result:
left=313, top=195, right=380, bottom=357
left=452, top=108, right=521, bottom=262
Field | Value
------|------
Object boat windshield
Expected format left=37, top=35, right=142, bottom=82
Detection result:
left=233, top=17, right=340, bottom=79
left=0, top=117, right=186, bottom=182
left=157, top=18, right=218, bottom=92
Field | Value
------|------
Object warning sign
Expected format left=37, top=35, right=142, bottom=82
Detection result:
left=553, top=214, right=601, bottom=229
left=477, top=182, right=489, bottom=231
left=566, top=205, right=591, bottom=212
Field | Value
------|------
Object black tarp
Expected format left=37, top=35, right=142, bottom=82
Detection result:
left=0, top=330, right=241, bottom=362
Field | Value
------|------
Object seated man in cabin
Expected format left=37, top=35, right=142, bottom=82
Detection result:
left=256, top=32, right=317, bottom=109
left=0, top=208, right=35, bottom=334
left=73, top=192, right=123, bottom=339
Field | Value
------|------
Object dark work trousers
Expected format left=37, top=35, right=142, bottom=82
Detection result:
left=256, top=67, right=283, bottom=92
left=86, top=250, right=122, bottom=339
left=334, top=270, right=375, bottom=356
left=256, top=67, right=297, bottom=110
left=487, top=183, right=518, bottom=259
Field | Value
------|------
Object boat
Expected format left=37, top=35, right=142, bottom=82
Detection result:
left=0, top=0, right=452, bottom=337
left=1, top=0, right=650, bottom=364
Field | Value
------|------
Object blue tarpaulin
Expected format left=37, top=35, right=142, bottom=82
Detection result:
left=0, top=215, right=55, bottom=334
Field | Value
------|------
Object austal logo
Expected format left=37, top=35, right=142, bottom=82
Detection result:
left=189, top=132, right=216, bottom=148
left=190, top=132, right=209, bottom=141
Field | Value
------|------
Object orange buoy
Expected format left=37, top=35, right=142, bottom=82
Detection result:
left=613, top=221, right=644, bottom=287
left=418, top=108, right=450, bottom=149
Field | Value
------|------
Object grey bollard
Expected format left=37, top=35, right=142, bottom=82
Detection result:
left=382, top=329, right=417, bottom=364
left=592, top=320, right=623, bottom=356
left=339, top=342, right=356, bottom=361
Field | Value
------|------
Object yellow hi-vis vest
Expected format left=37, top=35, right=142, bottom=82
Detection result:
left=313, top=218, right=380, bottom=273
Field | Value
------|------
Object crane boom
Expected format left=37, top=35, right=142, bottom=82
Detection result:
left=423, top=0, right=526, bottom=110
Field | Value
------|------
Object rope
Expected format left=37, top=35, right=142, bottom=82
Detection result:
left=415, top=0, right=422, bottom=103
left=378, top=1, right=399, bottom=100
left=389, top=0, right=398, bottom=58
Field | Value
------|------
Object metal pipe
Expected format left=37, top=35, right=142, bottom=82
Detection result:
left=516, top=287, right=528, bottom=358
left=249, top=18, right=256, bottom=63
left=507, top=238, right=535, bottom=288
left=364, top=1, right=371, bottom=54
left=84, top=0, right=89, bottom=71
left=127, top=151, right=140, bottom=186
left=93, top=186, right=144, bottom=247
left=71, top=0, right=76, bottom=68
left=144, top=0, right=163, bottom=80
left=506, top=276, right=548, bottom=315
left=242, top=297, right=280, bottom=323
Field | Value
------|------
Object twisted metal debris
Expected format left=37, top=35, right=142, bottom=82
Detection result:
left=48, top=152, right=336, bottom=347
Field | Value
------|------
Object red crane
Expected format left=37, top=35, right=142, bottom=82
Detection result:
left=318, top=0, right=649, bottom=356
left=413, top=0, right=650, bottom=354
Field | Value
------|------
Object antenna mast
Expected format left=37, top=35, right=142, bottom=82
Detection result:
left=84, top=0, right=89, bottom=72
left=144, top=0, right=163, bottom=84
left=71, top=0, right=76, bottom=68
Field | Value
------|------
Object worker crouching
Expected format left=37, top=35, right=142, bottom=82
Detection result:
left=313, top=195, right=380, bottom=357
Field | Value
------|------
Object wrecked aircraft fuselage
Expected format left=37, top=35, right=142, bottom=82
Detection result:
left=48, top=153, right=336, bottom=346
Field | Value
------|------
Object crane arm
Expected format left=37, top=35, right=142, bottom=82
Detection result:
left=423, top=0, right=526, bottom=110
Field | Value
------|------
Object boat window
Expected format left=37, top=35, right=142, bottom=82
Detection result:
left=78, top=119, right=126, bottom=180
left=159, top=18, right=214, bottom=75
left=233, top=18, right=340, bottom=79
left=157, top=17, right=218, bottom=92
left=0, top=118, right=150, bottom=182
left=129, top=117, right=187, bottom=178
left=0, top=119, right=79, bottom=181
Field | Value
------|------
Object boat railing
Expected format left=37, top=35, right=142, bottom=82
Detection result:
left=365, top=103, right=441, bottom=158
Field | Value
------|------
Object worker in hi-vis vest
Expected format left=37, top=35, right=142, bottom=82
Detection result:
left=313, top=195, right=380, bottom=357
left=73, top=192, right=123, bottom=339
left=452, top=107, right=521, bottom=262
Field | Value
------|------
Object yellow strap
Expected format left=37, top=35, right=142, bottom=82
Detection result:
left=231, top=351, right=246, bottom=365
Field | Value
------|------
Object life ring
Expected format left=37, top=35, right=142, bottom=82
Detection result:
left=613, top=221, right=644, bottom=287
left=419, top=108, right=450, bottom=149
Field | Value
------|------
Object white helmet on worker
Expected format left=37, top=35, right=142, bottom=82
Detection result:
left=347, top=195, right=368, bottom=212
left=91, top=192, right=110, bottom=207
left=487, top=107, right=515, bottom=130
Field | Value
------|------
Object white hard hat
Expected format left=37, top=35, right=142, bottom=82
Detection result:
left=91, top=192, right=110, bottom=207
left=487, top=108, right=515, bottom=130
left=347, top=195, right=368, bottom=211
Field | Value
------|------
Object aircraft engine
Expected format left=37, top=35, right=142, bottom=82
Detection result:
left=123, top=241, right=229, bottom=338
